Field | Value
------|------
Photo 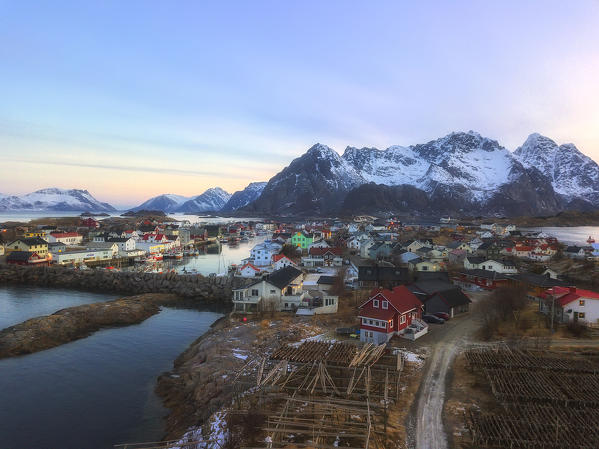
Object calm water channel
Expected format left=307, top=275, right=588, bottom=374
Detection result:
left=0, top=286, right=223, bottom=449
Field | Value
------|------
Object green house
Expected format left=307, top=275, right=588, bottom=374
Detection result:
left=291, top=231, right=314, bottom=249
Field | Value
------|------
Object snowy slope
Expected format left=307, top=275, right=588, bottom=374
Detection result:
left=248, top=131, right=599, bottom=215
left=221, top=182, right=267, bottom=211
left=130, top=194, right=190, bottom=212
left=176, top=188, right=231, bottom=213
left=514, top=133, right=599, bottom=205
left=0, top=188, right=116, bottom=212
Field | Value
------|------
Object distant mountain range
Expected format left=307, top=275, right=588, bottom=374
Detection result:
left=3, top=132, right=598, bottom=218
left=243, top=131, right=599, bottom=217
left=0, top=188, right=116, bottom=212
left=129, top=182, right=267, bottom=213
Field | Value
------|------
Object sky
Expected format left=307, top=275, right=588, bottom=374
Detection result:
left=1, top=1, right=598, bottom=208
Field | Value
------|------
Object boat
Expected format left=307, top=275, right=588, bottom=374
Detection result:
left=588, top=236, right=596, bottom=244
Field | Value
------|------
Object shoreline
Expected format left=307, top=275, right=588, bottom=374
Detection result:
left=0, top=293, right=213, bottom=358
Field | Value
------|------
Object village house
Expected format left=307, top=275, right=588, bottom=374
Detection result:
left=86, top=241, right=119, bottom=257
left=290, top=231, right=314, bottom=249
left=272, top=254, right=297, bottom=270
left=463, top=256, right=517, bottom=274
left=7, top=251, right=50, bottom=266
left=358, top=264, right=410, bottom=289
left=48, top=242, right=67, bottom=254
left=232, top=266, right=304, bottom=313
left=238, top=262, right=263, bottom=277
left=367, top=242, right=395, bottom=260
left=6, top=237, right=49, bottom=257
left=80, top=217, right=100, bottom=228
left=250, top=241, right=283, bottom=267
left=302, top=247, right=343, bottom=267
left=423, top=288, right=471, bottom=317
left=455, top=269, right=510, bottom=290
left=47, top=232, right=83, bottom=246
left=540, top=286, right=599, bottom=327
left=106, top=237, right=137, bottom=254
left=565, top=246, right=586, bottom=259
left=358, top=285, right=426, bottom=344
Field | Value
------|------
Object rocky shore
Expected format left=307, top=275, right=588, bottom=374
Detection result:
left=0, top=265, right=237, bottom=301
left=155, top=316, right=328, bottom=439
left=0, top=293, right=190, bottom=358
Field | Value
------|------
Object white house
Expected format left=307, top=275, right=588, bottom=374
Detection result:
left=464, top=257, right=517, bottom=274
left=87, top=242, right=119, bottom=257
left=232, top=266, right=304, bottom=313
left=272, top=254, right=297, bottom=270
left=238, top=262, right=262, bottom=277
left=359, top=239, right=376, bottom=258
left=107, top=237, right=136, bottom=254
left=47, top=232, right=83, bottom=246
left=541, top=286, right=599, bottom=327
left=250, top=241, right=283, bottom=267
left=307, top=240, right=330, bottom=250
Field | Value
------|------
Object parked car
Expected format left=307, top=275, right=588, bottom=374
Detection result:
left=433, top=312, right=450, bottom=321
left=422, top=314, right=445, bottom=324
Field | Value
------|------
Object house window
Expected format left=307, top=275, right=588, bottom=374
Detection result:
left=579, top=312, right=586, bottom=319
left=382, top=301, right=388, bottom=309
left=579, top=300, right=585, bottom=306
left=389, top=320, right=393, bottom=328
left=373, top=299, right=379, bottom=308
left=251, top=289, right=259, bottom=296
left=362, top=318, right=367, bottom=325
left=369, top=320, right=373, bottom=325
left=400, top=315, right=406, bottom=324
left=270, top=290, right=276, bottom=294
left=285, top=303, right=289, bottom=308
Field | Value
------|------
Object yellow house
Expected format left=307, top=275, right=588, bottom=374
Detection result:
left=24, top=231, right=47, bottom=239
left=6, top=238, right=49, bottom=257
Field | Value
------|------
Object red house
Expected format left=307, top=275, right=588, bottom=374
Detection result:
left=80, top=217, right=100, bottom=228
left=358, top=285, right=426, bottom=344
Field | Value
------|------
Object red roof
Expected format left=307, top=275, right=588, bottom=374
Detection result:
left=361, top=285, right=423, bottom=315
left=543, top=286, right=599, bottom=307
left=50, top=232, right=80, bottom=238
left=272, top=254, right=294, bottom=263
left=515, top=245, right=533, bottom=251
left=240, top=262, right=260, bottom=272
left=308, top=247, right=343, bottom=256
left=359, top=307, right=395, bottom=321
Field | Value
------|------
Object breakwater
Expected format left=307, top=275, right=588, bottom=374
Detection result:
left=0, top=265, right=239, bottom=302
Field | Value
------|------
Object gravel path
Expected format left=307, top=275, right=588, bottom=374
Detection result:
left=412, top=290, right=488, bottom=449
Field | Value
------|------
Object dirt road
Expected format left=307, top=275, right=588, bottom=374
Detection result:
left=411, top=291, right=487, bottom=449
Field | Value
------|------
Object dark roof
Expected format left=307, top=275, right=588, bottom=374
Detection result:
left=415, top=271, right=450, bottom=282
left=507, top=272, right=569, bottom=288
left=427, top=288, right=472, bottom=307
left=317, top=275, right=336, bottom=285
left=409, top=279, right=455, bottom=296
left=7, top=251, right=34, bottom=261
left=566, top=246, right=584, bottom=253
left=266, top=266, right=303, bottom=289
left=11, top=237, right=47, bottom=246
left=447, top=241, right=463, bottom=249
left=460, top=269, right=508, bottom=280
left=107, top=237, right=129, bottom=243
left=358, top=265, right=410, bottom=282
left=465, top=256, right=486, bottom=265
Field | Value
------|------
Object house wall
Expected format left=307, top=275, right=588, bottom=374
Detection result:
left=563, top=298, right=599, bottom=326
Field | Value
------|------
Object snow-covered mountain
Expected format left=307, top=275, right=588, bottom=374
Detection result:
left=0, top=188, right=116, bottom=212
left=514, top=133, right=599, bottom=206
left=176, top=187, right=231, bottom=213
left=245, top=131, right=599, bottom=216
left=130, top=194, right=190, bottom=213
left=221, top=182, right=267, bottom=212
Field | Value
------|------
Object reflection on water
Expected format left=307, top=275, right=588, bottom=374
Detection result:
left=0, top=302, right=222, bottom=449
